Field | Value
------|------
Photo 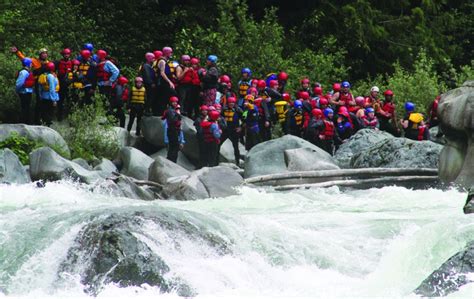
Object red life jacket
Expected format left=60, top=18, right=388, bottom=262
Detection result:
left=362, top=115, right=378, bottom=127
left=382, top=102, right=395, bottom=116
left=319, top=120, right=335, bottom=140
left=339, top=92, right=354, bottom=107
left=418, top=126, right=426, bottom=141
left=201, top=120, right=219, bottom=144
left=191, top=69, right=200, bottom=86
left=23, top=70, right=35, bottom=88
left=430, top=99, right=439, bottom=119
left=97, top=61, right=111, bottom=82
left=179, top=66, right=195, bottom=85
left=58, top=59, right=72, bottom=78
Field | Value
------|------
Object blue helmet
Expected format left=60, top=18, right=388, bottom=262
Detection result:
left=241, top=67, right=251, bottom=75
left=294, top=100, right=303, bottom=108
left=83, top=43, right=94, bottom=51
left=22, top=58, right=32, bottom=67
left=341, top=81, right=351, bottom=88
left=365, top=107, right=375, bottom=114
left=405, top=102, right=415, bottom=112
left=207, top=55, right=218, bottom=63
left=324, top=108, right=334, bottom=118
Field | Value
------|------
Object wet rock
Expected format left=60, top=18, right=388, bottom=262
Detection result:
left=72, top=158, right=92, bottom=170
left=150, top=148, right=196, bottom=171
left=148, top=156, right=190, bottom=185
left=141, top=116, right=166, bottom=148
left=284, top=147, right=340, bottom=172
left=117, top=147, right=154, bottom=180
left=219, top=138, right=247, bottom=163
left=113, top=127, right=130, bottom=148
left=93, top=158, right=118, bottom=175
left=464, top=188, right=474, bottom=214
left=0, top=148, right=31, bottom=184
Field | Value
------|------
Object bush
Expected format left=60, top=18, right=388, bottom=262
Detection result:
left=0, top=132, right=39, bottom=164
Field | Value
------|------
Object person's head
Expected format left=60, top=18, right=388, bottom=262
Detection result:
left=162, top=47, right=173, bottom=58
left=313, top=86, right=323, bottom=96
left=61, top=48, right=71, bottom=59
left=46, top=62, right=55, bottom=73
left=97, top=49, right=107, bottom=61
left=293, top=100, right=303, bottom=109
left=191, top=57, right=200, bottom=69
left=227, top=97, right=236, bottom=108
left=341, top=81, right=351, bottom=93
left=324, top=108, right=334, bottom=119
left=72, top=59, right=80, bottom=70
left=269, top=80, right=279, bottom=90
left=301, top=78, right=310, bottom=89
left=332, top=83, right=341, bottom=93
left=251, top=79, right=259, bottom=88
left=370, top=86, right=379, bottom=98
left=241, top=67, right=251, bottom=80
left=153, top=50, right=163, bottom=60
left=22, top=58, right=32, bottom=69
left=83, top=43, right=94, bottom=52
left=80, top=50, right=91, bottom=61
left=38, top=48, right=48, bottom=60
left=135, top=77, right=143, bottom=88
left=220, top=75, right=231, bottom=88
left=209, top=110, right=220, bottom=121
left=181, top=55, right=191, bottom=66
left=207, top=55, right=217, bottom=66
left=257, top=80, right=266, bottom=91
left=365, top=107, right=375, bottom=118
left=355, top=96, right=365, bottom=107
left=300, top=91, right=310, bottom=102
left=312, top=108, right=323, bottom=119
left=118, top=76, right=129, bottom=86
left=384, top=89, right=394, bottom=102
left=200, top=105, right=209, bottom=116
left=319, top=98, right=329, bottom=109
left=278, top=71, right=288, bottom=83
left=169, top=96, right=179, bottom=108
left=282, top=93, right=291, bottom=102
left=248, top=87, right=258, bottom=97
left=145, top=52, right=155, bottom=64
left=405, top=102, right=415, bottom=113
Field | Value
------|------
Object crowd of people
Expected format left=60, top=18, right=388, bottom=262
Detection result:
left=13, top=44, right=441, bottom=167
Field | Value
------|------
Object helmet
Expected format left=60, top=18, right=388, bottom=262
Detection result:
left=145, top=52, right=155, bottom=62
left=190, top=57, right=199, bottom=65
left=324, top=108, right=334, bottom=118
left=319, top=98, right=329, bottom=106
left=278, top=71, right=288, bottom=81
left=207, top=55, right=218, bottom=63
left=405, top=102, right=415, bottom=112
left=248, top=87, right=258, bottom=95
left=338, top=106, right=349, bottom=117
left=72, top=59, right=81, bottom=65
left=300, top=91, right=310, bottom=100
left=294, top=100, right=303, bottom=108
left=214, top=103, right=222, bottom=110
left=118, top=76, right=129, bottom=85
left=370, top=86, right=379, bottom=93
left=97, top=49, right=107, bottom=60
left=251, top=79, right=259, bottom=86
left=200, top=105, right=209, bottom=111
left=46, top=62, right=55, bottom=72
left=169, top=96, right=179, bottom=103
left=38, top=48, right=48, bottom=55
left=153, top=50, right=163, bottom=59
left=301, top=78, right=310, bottom=85
left=257, top=80, right=266, bottom=89
left=313, top=86, right=323, bottom=95
left=22, top=58, right=32, bottom=67
left=61, top=48, right=71, bottom=55
left=181, top=54, right=191, bottom=62
left=220, top=75, right=231, bottom=84
left=365, top=107, right=375, bottom=114
left=162, top=47, right=173, bottom=56
left=355, top=96, right=365, bottom=106
left=333, top=83, right=341, bottom=92
left=227, top=97, right=236, bottom=104
left=209, top=110, right=220, bottom=121
left=83, top=43, right=94, bottom=51
left=245, top=95, right=255, bottom=102
left=241, top=67, right=251, bottom=75
left=384, top=89, right=394, bottom=96
left=282, top=93, right=291, bottom=102
left=269, top=80, right=278, bottom=88
left=80, top=49, right=91, bottom=59
left=135, top=77, right=144, bottom=83
left=208, top=106, right=216, bottom=111
left=312, top=109, right=323, bottom=118
left=341, top=81, right=351, bottom=88
left=254, top=98, right=262, bottom=107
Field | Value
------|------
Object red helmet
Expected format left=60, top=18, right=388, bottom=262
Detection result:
left=162, top=46, right=173, bottom=56
left=384, top=89, right=394, bottom=96
left=72, top=59, right=81, bottom=65
left=333, top=83, right=341, bottom=92
left=135, top=77, right=143, bottom=83
left=169, top=96, right=179, bottom=103
left=269, top=80, right=278, bottom=88
left=301, top=78, right=310, bottom=85
left=251, top=79, right=259, bottom=86
left=97, top=49, right=107, bottom=60
left=227, top=97, right=236, bottom=104
left=312, top=108, right=323, bottom=118
left=145, top=52, right=155, bottom=62
left=282, top=93, right=291, bottom=102
left=200, top=105, right=209, bottom=111
left=313, top=86, right=323, bottom=95
left=214, top=104, right=222, bottom=110
left=300, top=91, right=310, bottom=100
left=190, top=57, right=199, bottom=65
left=46, top=62, right=55, bottom=72
left=355, top=96, right=365, bottom=106
left=153, top=50, right=163, bottom=59
left=80, top=49, right=91, bottom=59
left=248, top=87, right=258, bottom=95
left=257, top=80, right=266, bottom=89
left=254, top=98, right=263, bottom=107
left=220, top=75, right=231, bottom=84
left=61, top=48, right=71, bottom=55
left=118, top=76, right=129, bottom=85
left=181, top=54, right=191, bottom=62
left=338, top=106, right=349, bottom=117
left=319, top=98, right=329, bottom=106
left=208, top=106, right=216, bottom=111
left=209, top=110, right=220, bottom=121
left=278, top=71, right=288, bottom=81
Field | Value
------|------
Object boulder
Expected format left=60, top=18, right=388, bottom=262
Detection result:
left=464, top=188, right=474, bottom=214
left=93, top=158, right=118, bottom=174
left=0, top=124, right=70, bottom=157
left=113, top=127, right=130, bottom=148
left=113, top=176, right=156, bottom=201
left=148, top=156, right=190, bottom=185
left=29, top=147, right=103, bottom=183
left=350, top=138, right=442, bottom=169
left=414, top=241, right=474, bottom=297
left=429, top=126, right=446, bottom=145
left=244, top=135, right=339, bottom=178
left=180, top=116, right=200, bottom=163
left=438, top=81, right=474, bottom=188
left=334, top=129, right=394, bottom=168
left=141, top=116, right=166, bottom=148
left=72, top=158, right=92, bottom=170
left=284, top=147, right=340, bottom=172
left=150, top=148, right=196, bottom=171
left=117, top=147, right=154, bottom=180
left=219, top=138, right=247, bottom=163
left=0, top=148, right=31, bottom=184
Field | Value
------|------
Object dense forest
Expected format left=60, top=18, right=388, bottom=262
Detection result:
left=0, top=0, right=473, bottom=122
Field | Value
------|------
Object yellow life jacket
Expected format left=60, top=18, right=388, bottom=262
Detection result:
left=275, top=101, right=288, bottom=123
left=38, top=73, right=60, bottom=92
left=68, top=71, right=83, bottom=89
left=295, top=113, right=303, bottom=126
left=408, top=113, right=424, bottom=129
left=78, top=63, right=90, bottom=76
left=224, top=109, right=235, bottom=122
left=239, top=82, right=250, bottom=97
left=131, top=86, right=146, bottom=104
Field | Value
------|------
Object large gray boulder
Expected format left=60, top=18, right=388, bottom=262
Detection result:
left=0, top=148, right=31, bottom=184
left=244, top=135, right=339, bottom=178
left=285, top=147, right=340, bottom=172
left=150, top=148, right=196, bottom=171
left=438, top=81, right=474, bottom=188
left=464, top=188, right=474, bottom=214
left=29, top=147, right=103, bottom=183
left=351, top=138, right=442, bottom=168
left=414, top=241, right=474, bottom=297
left=93, top=158, right=118, bottom=174
left=180, top=116, right=200, bottom=163
left=141, top=116, right=166, bottom=148
left=0, top=124, right=70, bottom=157
left=219, top=138, right=247, bottom=163
left=334, top=129, right=394, bottom=168
left=113, top=127, right=130, bottom=148
left=117, top=147, right=154, bottom=180
left=149, top=156, right=190, bottom=185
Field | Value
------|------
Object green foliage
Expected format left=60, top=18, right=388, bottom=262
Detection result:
left=0, top=132, right=38, bottom=165
left=453, top=61, right=474, bottom=87
left=56, top=97, right=119, bottom=162
left=0, top=52, right=23, bottom=122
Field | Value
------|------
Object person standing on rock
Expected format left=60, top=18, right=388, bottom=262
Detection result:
left=200, top=110, right=222, bottom=167
left=238, top=68, right=252, bottom=108
left=163, top=96, right=185, bottom=163
left=109, top=76, right=128, bottom=128
left=127, top=77, right=146, bottom=135
left=378, top=89, right=400, bottom=136
left=96, top=49, right=120, bottom=104
left=194, top=105, right=209, bottom=168
left=77, top=49, right=97, bottom=105
left=221, top=97, right=243, bottom=166
left=243, top=95, right=261, bottom=151
left=140, top=52, right=157, bottom=115
left=305, top=108, right=325, bottom=147
left=55, top=48, right=73, bottom=121
left=156, top=47, right=175, bottom=116
left=287, top=100, right=305, bottom=138
left=319, top=108, right=337, bottom=155
left=15, top=58, right=35, bottom=124
left=38, top=62, right=59, bottom=126
left=400, top=102, right=430, bottom=141
left=175, top=55, right=195, bottom=116
left=201, top=55, right=219, bottom=106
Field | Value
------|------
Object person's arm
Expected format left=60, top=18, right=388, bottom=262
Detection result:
left=106, top=61, right=120, bottom=83
left=159, top=60, right=174, bottom=89
left=48, top=74, right=58, bottom=102
left=15, top=70, right=27, bottom=92
left=330, top=92, right=340, bottom=105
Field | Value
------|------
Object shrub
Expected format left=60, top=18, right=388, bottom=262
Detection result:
left=0, top=132, right=39, bottom=164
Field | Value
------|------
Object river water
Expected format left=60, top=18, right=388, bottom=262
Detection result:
left=0, top=182, right=472, bottom=298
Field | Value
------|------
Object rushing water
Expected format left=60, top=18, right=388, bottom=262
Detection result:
left=0, top=181, right=472, bottom=298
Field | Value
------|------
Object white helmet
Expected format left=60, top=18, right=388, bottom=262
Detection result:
left=370, top=86, right=380, bottom=92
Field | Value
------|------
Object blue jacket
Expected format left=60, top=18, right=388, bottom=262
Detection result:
left=97, top=60, right=120, bottom=86
left=15, top=69, right=33, bottom=94
left=210, top=123, right=221, bottom=139
left=40, top=73, right=59, bottom=101
left=163, top=120, right=185, bottom=144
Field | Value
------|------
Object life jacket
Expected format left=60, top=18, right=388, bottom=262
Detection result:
left=17, top=68, right=35, bottom=88
left=130, top=86, right=146, bottom=104
left=382, top=102, right=395, bottom=117
left=238, top=80, right=251, bottom=97
left=201, top=121, right=219, bottom=144
left=191, top=69, right=200, bottom=86
left=430, top=98, right=439, bottom=119
left=339, top=92, right=354, bottom=107
left=365, top=95, right=378, bottom=107
left=274, top=101, right=287, bottom=123
left=97, top=61, right=111, bottom=82
left=38, top=73, right=60, bottom=92
left=362, top=115, right=378, bottom=127
left=179, top=65, right=194, bottom=85
left=224, top=108, right=236, bottom=123
left=319, top=120, right=335, bottom=140
left=168, top=61, right=177, bottom=82
left=68, top=70, right=83, bottom=89
left=79, top=62, right=90, bottom=77
left=292, top=109, right=304, bottom=127
left=57, top=59, right=72, bottom=79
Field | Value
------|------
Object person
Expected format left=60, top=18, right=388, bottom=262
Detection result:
left=296, top=78, right=311, bottom=99
left=77, top=49, right=97, bottom=105
left=156, top=46, right=175, bottom=116
left=176, top=55, right=196, bottom=116
left=140, top=52, right=157, bottom=115
left=335, top=106, right=353, bottom=141
left=109, top=76, right=128, bottom=128
left=194, top=105, right=209, bottom=168
left=163, top=96, right=185, bottom=162
left=189, top=57, right=202, bottom=118
left=127, top=77, right=146, bottom=135
left=378, top=89, right=400, bottom=136
left=200, top=110, right=222, bottom=167
left=242, top=95, right=260, bottom=150
left=365, top=86, right=380, bottom=108
left=330, top=81, right=354, bottom=113
left=305, top=108, right=325, bottom=146
left=68, top=59, right=83, bottom=105
left=55, top=48, right=73, bottom=120
left=15, top=58, right=35, bottom=124
left=319, top=108, right=337, bottom=155
left=287, top=100, right=305, bottom=137
left=277, top=71, right=289, bottom=93
left=238, top=68, right=252, bottom=108
left=361, top=107, right=379, bottom=129
left=217, top=74, right=233, bottom=106
left=428, top=95, right=440, bottom=128
left=221, top=97, right=243, bottom=166
left=256, top=80, right=272, bottom=141
left=274, top=93, right=290, bottom=136
left=96, top=49, right=120, bottom=101
left=201, top=55, right=219, bottom=106
left=400, top=102, right=430, bottom=140
left=38, top=62, right=59, bottom=126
